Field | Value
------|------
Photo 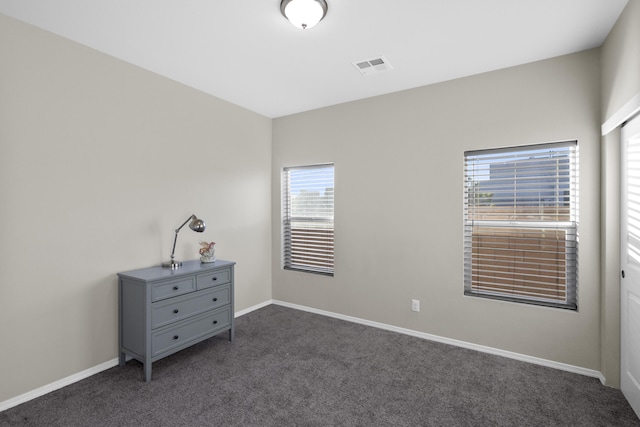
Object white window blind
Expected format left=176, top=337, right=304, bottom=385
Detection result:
left=283, top=164, right=334, bottom=276
left=463, top=141, right=578, bottom=309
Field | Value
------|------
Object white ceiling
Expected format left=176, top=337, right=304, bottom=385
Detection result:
left=0, top=0, right=629, bottom=118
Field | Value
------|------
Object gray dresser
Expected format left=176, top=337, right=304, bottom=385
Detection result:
left=118, top=259, right=235, bottom=381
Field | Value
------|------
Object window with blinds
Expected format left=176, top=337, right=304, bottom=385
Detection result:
left=282, top=164, right=334, bottom=276
left=463, top=141, right=578, bottom=309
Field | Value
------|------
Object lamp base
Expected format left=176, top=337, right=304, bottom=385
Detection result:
left=162, top=260, right=183, bottom=269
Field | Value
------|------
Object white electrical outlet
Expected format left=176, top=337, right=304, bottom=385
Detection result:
left=411, top=299, right=420, bottom=312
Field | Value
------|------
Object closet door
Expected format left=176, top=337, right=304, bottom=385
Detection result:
left=621, top=114, right=640, bottom=418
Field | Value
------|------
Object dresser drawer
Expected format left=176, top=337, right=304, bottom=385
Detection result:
left=151, top=277, right=196, bottom=302
left=151, top=284, right=231, bottom=329
left=151, top=306, right=231, bottom=357
left=197, top=268, right=231, bottom=290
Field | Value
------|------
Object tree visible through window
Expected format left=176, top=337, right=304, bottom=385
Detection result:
left=283, top=164, right=334, bottom=275
left=463, top=142, right=578, bottom=309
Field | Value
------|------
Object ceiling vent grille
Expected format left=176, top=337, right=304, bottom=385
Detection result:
left=352, top=56, right=393, bottom=76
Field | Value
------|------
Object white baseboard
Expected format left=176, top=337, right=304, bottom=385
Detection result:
left=235, top=300, right=272, bottom=317
left=271, top=299, right=606, bottom=384
left=0, top=358, right=119, bottom=412
left=0, top=300, right=273, bottom=412
left=0, top=299, right=606, bottom=412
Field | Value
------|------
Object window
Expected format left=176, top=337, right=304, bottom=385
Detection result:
left=282, top=164, right=334, bottom=276
left=463, top=141, right=578, bottom=310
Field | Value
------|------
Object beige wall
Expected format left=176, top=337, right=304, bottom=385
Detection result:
left=601, top=0, right=640, bottom=120
left=1, top=1, right=636, bottom=407
left=600, top=0, right=640, bottom=387
left=0, top=14, right=272, bottom=402
left=272, top=49, right=602, bottom=371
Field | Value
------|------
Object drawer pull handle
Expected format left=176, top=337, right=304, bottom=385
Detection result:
left=212, top=277, right=217, bottom=281
left=173, top=286, right=179, bottom=291
left=173, top=335, right=179, bottom=340
left=213, top=298, right=218, bottom=302
left=173, top=309, right=179, bottom=314
left=213, top=320, right=218, bottom=325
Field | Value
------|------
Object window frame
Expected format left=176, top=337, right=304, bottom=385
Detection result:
left=463, top=141, right=578, bottom=310
left=282, top=163, right=335, bottom=276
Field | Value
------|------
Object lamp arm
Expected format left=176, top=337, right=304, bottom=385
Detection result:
left=168, top=214, right=197, bottom=261
left=175, top=214, right=197, bottom=234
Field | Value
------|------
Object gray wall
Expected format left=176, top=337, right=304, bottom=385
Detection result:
left=0, top=14, right=272, bottom=403
left=272, top=49, right=603, bottom=373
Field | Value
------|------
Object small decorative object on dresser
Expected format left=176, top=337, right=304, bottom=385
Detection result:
left=199, top=241, right=216, bottom=263
left=118, top=259, right=235, bottom=381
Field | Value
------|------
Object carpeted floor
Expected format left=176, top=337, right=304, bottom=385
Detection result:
left=1, top=304, right=638, bottom=426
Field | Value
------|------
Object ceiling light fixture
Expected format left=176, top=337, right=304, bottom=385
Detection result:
left=280, top=0, right=328, bottom=30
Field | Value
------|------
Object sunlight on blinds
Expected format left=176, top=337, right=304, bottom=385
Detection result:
left=627, top=136, right=640, bottom=267
left=283, top=164, right=334, bottom=275
left=464, top=141, right=578, bottom=309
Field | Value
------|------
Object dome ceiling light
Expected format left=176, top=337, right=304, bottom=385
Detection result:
left=280, top=0, right=328, bottom=30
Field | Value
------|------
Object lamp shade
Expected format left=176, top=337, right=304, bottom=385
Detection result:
left=281, top=0, right=328, bottom=30
left=189, top=217, right=206, bottom=232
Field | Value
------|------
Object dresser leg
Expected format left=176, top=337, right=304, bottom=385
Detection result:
left=119, top=352, right=126, bottom=367
left=144, top=362, right=152, bottom=382
left=229, top=328, right=234, bottom=342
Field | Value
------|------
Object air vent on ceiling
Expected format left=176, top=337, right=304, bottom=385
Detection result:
left=352, top=56, right=393, bottom=76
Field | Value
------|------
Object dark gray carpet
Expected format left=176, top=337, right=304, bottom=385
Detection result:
left=1, top=304, right=638, bottom=426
